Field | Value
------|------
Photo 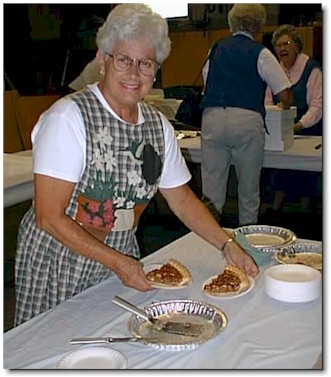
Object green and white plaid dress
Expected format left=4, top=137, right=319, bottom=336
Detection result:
left=15, top=90, right=165, bottom=326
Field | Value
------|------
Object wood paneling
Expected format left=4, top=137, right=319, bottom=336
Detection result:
left=4, top=91, right=60, bottom=152
left=15, top=94, right=60, bottom=150
left=4, top=91, right=24, bottom=153
left=161, top=31, right=210, bottom=88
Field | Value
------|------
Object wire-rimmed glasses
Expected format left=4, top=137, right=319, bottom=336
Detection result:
left=105, top=53, right=161, bottom=76
left=274, top=40, right=293, bottom=49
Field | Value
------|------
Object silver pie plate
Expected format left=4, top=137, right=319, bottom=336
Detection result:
left=274, top=242, right=322, bottom=269
left=127, top=300, right=227, bottom=351
left=234, top=225, right=296, bottom=250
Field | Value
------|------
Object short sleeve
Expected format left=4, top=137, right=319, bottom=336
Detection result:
left=258, top=48, right=291, bottom=95
left=32, top=98, right=86, bottom=183
left=158, top=114, right=192, bottom=188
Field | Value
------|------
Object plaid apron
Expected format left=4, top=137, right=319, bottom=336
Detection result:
left=15, top=90, right=165, bottom=326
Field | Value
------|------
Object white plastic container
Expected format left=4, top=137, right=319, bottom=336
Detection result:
left=264, top=264, right=322, bottom=303
left=264, top=106, right=297, bottom=151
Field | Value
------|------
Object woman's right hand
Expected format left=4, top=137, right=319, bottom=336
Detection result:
left=113, top=254, right=154, bottom=292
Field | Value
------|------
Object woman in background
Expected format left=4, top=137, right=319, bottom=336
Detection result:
left=265, top=24, right=322, bottom=135
left=200, top=4, right=293, bottom=227
left=264, top=24, right=322, bottom=214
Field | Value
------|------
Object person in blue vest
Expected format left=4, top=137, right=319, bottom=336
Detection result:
left=265, top=24, right=322, bottom=136
left=200, top=4, right=293, bottom=226
left=264, top=24, right=322, bottom=216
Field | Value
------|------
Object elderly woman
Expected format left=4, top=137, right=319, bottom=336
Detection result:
left=14, top=4, right=258, bottom=326
left=264, top=25, right=322, bottom=214
left=200, top=4, right=293, bottom=227
left=265, top=24, right=322, bottom=136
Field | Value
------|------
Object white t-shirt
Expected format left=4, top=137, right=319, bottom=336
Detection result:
left=32, top=84, right=191, bottom=189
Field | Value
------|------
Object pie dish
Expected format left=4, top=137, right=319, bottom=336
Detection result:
left=202, top=265, right=253, bottom=298
left=276, top=252, right=322, bottom=270
left=128, top=299, right=228, bottom=351
left=144, top=259, right=192, bottom=288
left=275, top=243, right=322, bottom=270
left=234, top=225, right=296, bottom=249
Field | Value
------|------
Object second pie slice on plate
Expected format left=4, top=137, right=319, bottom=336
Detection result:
left=144, top=258, right=192, bottom=289
left=202, top=265, right=255, bottom=299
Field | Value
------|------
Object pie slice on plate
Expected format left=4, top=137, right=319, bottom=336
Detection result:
left=203, top=265, right=251, bottom=297
left=145, top=258, right=192, bottom=288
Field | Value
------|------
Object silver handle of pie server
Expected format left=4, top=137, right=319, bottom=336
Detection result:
left=112, top=295, right=151, bottom=322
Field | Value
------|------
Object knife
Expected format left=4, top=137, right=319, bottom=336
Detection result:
left=70, top=336, right=156, bottom=345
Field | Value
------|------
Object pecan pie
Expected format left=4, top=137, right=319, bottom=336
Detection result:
left=146, top=259, right=192, bottom=287
left=203, top=265, right=250, bottom=296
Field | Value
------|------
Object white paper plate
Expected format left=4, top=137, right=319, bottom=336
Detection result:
left=264, top=264, right=322, bottom=303
left=202, top=276, right=255, bottom=299
left=57, top=347, right=127, bottom=369
left=143, top=263, right=192, bottom=289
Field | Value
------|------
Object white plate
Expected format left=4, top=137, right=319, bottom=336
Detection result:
left=264, top=264, right=322, bottom=303
left=143, top=263, right=192, bottom=289
left=202, top=276, right=255, bottom=299
left=57, top=347, right=127, bottom=369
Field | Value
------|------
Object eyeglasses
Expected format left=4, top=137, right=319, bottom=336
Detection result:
left=274, top=40, right=293, bottom=49
left=105, top=53, right=161, bottom=76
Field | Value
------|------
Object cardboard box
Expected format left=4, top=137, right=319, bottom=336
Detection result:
left=264, top=106, right=297, bottom=151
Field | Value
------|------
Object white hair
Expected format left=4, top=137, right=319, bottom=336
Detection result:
left=96, top=3, right=171, bottom=63
left=228, top=4, right=266, bottom=35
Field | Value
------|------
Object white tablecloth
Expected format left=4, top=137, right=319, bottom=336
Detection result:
left=3, top=150, right=33, bottom=208
left=179, top=136, right=322, bottom=172
left=3, top=232, right=322, bottom=369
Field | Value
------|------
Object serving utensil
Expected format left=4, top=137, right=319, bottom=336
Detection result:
left=112, top=295, right=203, bottom=337
left=70, top=336, right=156, bottom=345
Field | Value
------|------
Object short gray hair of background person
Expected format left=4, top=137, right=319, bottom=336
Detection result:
left=227, top=4, right=267, bottom=35
left=96, top=3, right=171, bottom=64
left=271, top=24, right=303, bottom=53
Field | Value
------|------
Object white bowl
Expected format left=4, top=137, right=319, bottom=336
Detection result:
left=264, top=264, right=321, bottom=303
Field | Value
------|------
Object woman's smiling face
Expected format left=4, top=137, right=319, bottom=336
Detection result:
left=98, top=38, right=157, bottom=113
left=274, top=34, right=299, bottom=69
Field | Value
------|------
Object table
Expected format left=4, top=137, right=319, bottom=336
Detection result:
left=3, top=232, right=322, bottom=369
left=3, top=150, right=33, bottom=208
left=179, top=136, right=322, bottom=172
left=146, top=98, right=182, bottom=121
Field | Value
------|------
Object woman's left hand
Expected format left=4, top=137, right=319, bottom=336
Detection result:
left=223, top=242, right=259, bottom=277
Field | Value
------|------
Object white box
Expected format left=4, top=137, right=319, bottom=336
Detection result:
left=265, top=105, right=297, bottom=121
left=264, top=106, right=297, bottom=151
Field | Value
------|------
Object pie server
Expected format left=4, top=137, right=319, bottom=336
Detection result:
left=112, top=295, right=203, bottom=337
